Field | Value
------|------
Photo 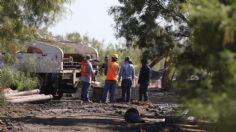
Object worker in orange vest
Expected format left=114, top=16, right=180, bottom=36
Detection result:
left=80, top=55, right=95, bottom=103
left=101, top=54, right=120, bottom=103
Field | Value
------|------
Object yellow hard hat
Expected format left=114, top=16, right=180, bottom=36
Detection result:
left=112, top=54, right=118, bottom=59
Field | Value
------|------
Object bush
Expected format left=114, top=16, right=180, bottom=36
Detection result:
left=174, top=1, right=236, bottom=130
left=3, top=53, right=17, bottom=64
left=0, top=68, right=39, bottom=91
left=19, top=58, right=37, bottom=72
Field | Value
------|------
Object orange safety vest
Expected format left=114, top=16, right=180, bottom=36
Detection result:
left=106, top=62, right=119, bottom=80
left=81, top=62, right=89, bottom=77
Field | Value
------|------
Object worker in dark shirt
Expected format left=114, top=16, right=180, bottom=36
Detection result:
left=138, top=59, right=151, bottom=101
left=103, top=56, right=109, bottom=75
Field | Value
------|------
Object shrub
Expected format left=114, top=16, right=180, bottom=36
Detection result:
left=0, top=68, right=39, bottom=91
left=3, top=53, right=16, bottom=64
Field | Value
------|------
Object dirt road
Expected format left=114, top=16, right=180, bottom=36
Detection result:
left=0, top=89, right=181, bottom=132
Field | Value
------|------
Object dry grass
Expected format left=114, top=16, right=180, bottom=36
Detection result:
left=0, top=90, right=6, bottom=116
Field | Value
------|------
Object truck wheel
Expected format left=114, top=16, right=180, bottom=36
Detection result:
left=53, top=91, right=63, bottom=100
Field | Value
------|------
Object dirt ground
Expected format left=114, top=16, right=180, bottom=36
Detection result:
left=0, top=87, right=182, bottom=132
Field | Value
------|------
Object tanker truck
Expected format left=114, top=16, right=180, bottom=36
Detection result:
left=0, top=41, right=100, bottom=99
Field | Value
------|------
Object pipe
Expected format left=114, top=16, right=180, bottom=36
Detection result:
left=8, top=94, right=53, bottom=103
left=6, top=94, right=44, bottom=100
left=4, top=89, right=40, bottom=97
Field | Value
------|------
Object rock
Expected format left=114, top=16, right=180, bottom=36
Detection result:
left=155, top=111, right=163, bottom=117
left=115, top=110, right=123, bottom=115
left=124, top=108, right=145, bottom=123
left=7, top=126, right=12, bottom=130
left=0, top=119, right=4, bottom=125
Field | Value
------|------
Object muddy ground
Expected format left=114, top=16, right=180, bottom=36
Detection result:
left=0, top=87, right=183, bottom=132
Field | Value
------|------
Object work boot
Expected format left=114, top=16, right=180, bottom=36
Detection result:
left=117, top=98, right=125, bottom=102
left=83, top=99, right=93, bottom=103
left=86, top=100, right=93, bottom=103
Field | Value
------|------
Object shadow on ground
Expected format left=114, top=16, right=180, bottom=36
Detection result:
left=1, top=116, right=181, bottom=132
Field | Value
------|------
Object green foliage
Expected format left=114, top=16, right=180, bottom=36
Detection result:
left=3, top=53, right=17, bottom=64
left=99, top=44, right=117, bottom=60
left=90, top=38, right=105, bottom=54
left=52, top=32, right=105, bottom=54
left=95, top=74, right=106, bottom=86
left=175, top=0, right=236, bottom=130
left=20, top=58, right=37, bottom=72
left=110, top=0, right=188, bottom=89
left=66, top=32, right=82, bottom=43
left=0, top=0, right=71, bottom=50
left=109, top=0, right=188, bottom=60
left=60, top=45, right=76, bottom=53
left=98, top=44, right=142, bottom=72
left=0, top=0, right=70, bottom=114
left=65, top=32, right=105, bottom=52
left=0, top=68, right=39, bottom=91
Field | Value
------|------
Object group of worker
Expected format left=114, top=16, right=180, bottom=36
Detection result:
left=80, top=54, right=151, bottom=103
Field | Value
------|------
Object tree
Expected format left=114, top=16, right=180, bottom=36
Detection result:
left=175, top=0, right=236, bottom=131
left=0, top=0, right=71, bottom=110
left=66, top=32, right=82, bottom=43
left=109, top=0, right=189, bottom=88
left=0, top=0, right=71, bottom=51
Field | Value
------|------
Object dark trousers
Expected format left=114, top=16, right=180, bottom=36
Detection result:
left=101, top=80, right=117, bottom=102
left=121, top=79, right=132, bottom=102
left=81, top=81, right=91, bottom=101
left=139, top=83, right=148, bottom=101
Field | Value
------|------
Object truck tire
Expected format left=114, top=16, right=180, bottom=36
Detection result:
left=53, top=91, right=63, bottom=100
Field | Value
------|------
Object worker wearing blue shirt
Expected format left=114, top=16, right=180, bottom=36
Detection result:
left=118, top=56, right=135, bottom=102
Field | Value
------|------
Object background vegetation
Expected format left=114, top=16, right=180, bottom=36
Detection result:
left=0, top=68, right=38, bottom=91
left=0, top=0, right=72, bottom=112
left=0, top=0, right=235, bottom=131
left=110, top=0, right=236, bottom=131
left=174, top=1, right=236, bottom=131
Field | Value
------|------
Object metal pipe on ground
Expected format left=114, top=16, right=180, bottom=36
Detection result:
left=7, top=94, right=53, bottom=103
left=6, top=94, right=45, bottom=100
left=4, top=89, right=40, bottom=97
